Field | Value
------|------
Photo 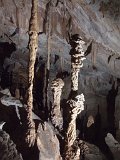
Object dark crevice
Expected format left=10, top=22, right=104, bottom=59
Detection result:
left=0, top=42, right=16, bottom=89
left=0, top=42, right=16, bottom=65
left=106, top=82, right=118, bottom=136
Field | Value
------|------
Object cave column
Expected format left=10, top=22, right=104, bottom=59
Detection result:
left=25, top=0, right=38, bottom=147
left=51, top=78, right=64, bottom=130
left=63, top=34, right=86, bottom=160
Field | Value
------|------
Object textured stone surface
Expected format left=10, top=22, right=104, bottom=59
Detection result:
left=0, top=0, right=120, bottom=130
left=51, top=78, right=64, bottom=130
left=0, top=130, right=23, bottom=160
left=0, top=92, right=41, bottom=121
left=37, top=122, right=61, bottom=160
left=0, top=1, right=120, bottom=158
left=84, top=142, right=106, bottom=160
left=105, top=133, right=120, bottom=160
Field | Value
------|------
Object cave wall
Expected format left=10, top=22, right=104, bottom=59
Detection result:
left=0, top=0, right=120, bottom=131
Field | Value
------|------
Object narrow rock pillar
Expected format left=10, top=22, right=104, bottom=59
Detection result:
left=63, top=34, right=86, bottom=159
left=64, top=94, right=85, bottom=159
left=25, top=0, right=38, bottom=147
left=51, top=78, right=64, bottom=130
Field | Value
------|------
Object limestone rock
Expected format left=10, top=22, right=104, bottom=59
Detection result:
left=15, top=88, right=20, bottom=99
left=0, top=130, right=23, bottom=160
left=0, top=94, right=41, bottom=121
left=84, top=142, right=106, bottom=160
left=0, top=89, right=11, bottom=96
left=105, top=133, right=120, bottom=160
left=87, top=115, right=94, bottom=128
left=0, top=122, right=6, bottom=130
left=37, top=122, right=62, bottom=160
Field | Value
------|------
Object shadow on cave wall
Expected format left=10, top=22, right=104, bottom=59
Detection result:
left=0, top=42, right=16, bottom=65
left=107, top=82, right=118, bottom=136
left=0, top=42, right=16, bottom=89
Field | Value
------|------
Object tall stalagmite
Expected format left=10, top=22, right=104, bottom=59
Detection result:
left=64, top=94, right=85, bottom=159
left=25, top=0, right=38, bottom=147
left=63, top=34, right=85, bottom=159
left=51, top=78, right=64, bottom=130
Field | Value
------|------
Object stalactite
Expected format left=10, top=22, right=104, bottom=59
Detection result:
left=69, top=34, right=86, bottom=92
left=43, top=1, right=52, bottom=34
left=12, top=0, right=22, bottom=45
left=25, top=0, right=38, bottom=147
left=46, top=16, right=51, bottom=71
left=51, top=78, right=64, bottom=130
left=91, top=42, right=97, bottom=70
left=63, top=34, right=86, bottom=160
left=114, top=60, right=116, bottom=71
left=43, top=1, right=52, bottom=120
left=84, top=41, right=92, bottom=57
left=60, top=55, right=64, bottom=72
left=13, top=0, right=21, bottom=29
left=56, top=0, right=72, bottom=42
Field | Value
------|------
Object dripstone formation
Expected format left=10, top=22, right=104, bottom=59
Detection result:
left=63, top=34, right=86, bottom=160
left=51, top=78, right=64, bottom=130
left=64, top=94, right=85, bottom=160
left=69, top=34, right=86, bottom=92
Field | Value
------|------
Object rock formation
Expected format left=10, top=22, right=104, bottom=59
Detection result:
left=0, top=121, right=5, bottom=130
left=0, top=0, right=120, bottom=159
left=83, top=141, right=106, bottom=160
left=0, top=92, right=41, bottom=122
left=0, top=130, right=23, bottom=160
left=51, top=78, right=64, bottom=130
left=69, top=34, right=86, bottom=92
left=25, top=0, right=38, bottom=147
left=37, top=122, right=62, bottom=160
left=105, top=133, right=120, bottom=160
left=64, top=94, right=85, bottom=159
left=63, top=34, right=86, bottom=160
left=0, top=91, right=61, bottom=160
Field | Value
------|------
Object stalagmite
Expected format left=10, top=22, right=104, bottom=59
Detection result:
left=15, top=88, right=20, bottom=99
left=64, top=94, right=85, bottom=160
left=51, top=78, right=64, bottom=130
left=63, top=34, right=86, bottom=160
